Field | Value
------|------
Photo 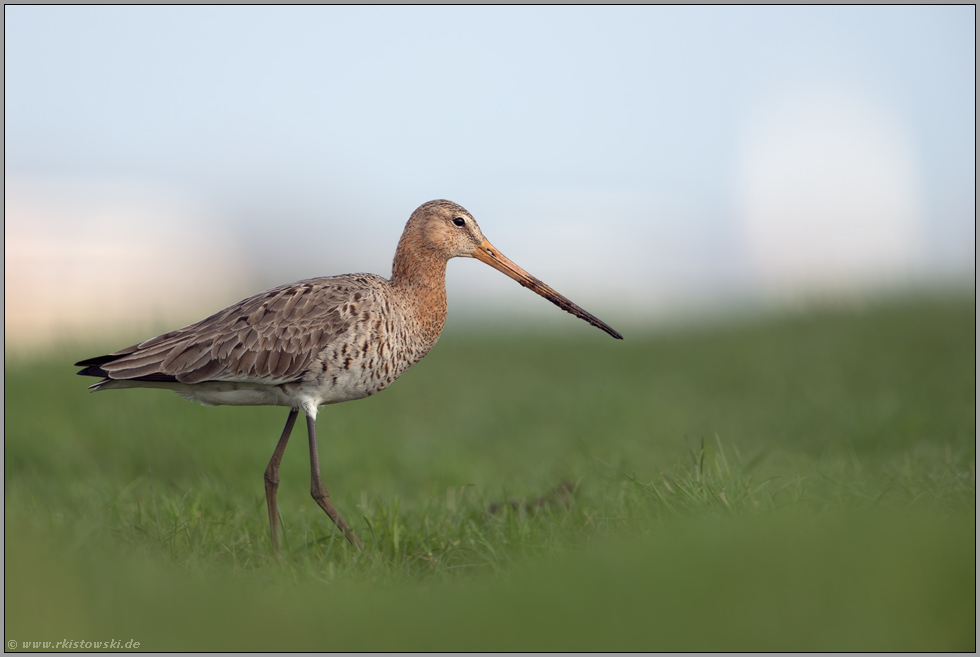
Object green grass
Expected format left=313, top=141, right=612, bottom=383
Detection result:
left=4, top=292, right=975, bottom=650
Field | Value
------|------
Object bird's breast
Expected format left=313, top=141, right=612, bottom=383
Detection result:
left=305, top=299, right=439, bottom=406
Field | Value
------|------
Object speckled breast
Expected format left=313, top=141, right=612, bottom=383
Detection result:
left=305, top=285, right=439, bottom=406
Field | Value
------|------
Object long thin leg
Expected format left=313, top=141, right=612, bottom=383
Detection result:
left=264, top=408, right=298, bottom=554
left=307, top=414, right=363, bottom=550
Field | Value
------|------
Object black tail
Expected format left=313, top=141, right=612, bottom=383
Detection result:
left=74, top=354, right=179, bottom=384
left=75, top=354, right=118, bottom=378
left=76, top=365, right=110, bottom=378
left=75, top=354, right=120, bottom=367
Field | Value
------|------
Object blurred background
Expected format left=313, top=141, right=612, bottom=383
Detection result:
left=4, top=6, right=975, bottom=344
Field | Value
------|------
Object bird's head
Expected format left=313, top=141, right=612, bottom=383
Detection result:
left=395, top=199, right=623, bottom=339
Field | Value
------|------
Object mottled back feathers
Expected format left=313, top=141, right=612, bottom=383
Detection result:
left=81, top=275, right=389, bottom=387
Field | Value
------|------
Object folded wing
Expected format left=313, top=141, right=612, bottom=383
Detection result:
left=76, top=277, right=375, bottom=386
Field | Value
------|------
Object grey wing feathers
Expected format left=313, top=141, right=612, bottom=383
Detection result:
left=92, top=278, right=370, bottom=385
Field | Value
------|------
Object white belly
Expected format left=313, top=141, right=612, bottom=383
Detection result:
left=100, top=379, right=295, bottom=407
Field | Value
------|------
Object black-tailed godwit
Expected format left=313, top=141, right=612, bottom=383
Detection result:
left=76, top=200, right=622, bottom=551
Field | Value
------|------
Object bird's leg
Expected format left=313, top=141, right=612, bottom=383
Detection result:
left=264, top=408, right=298, bottom=554
left=307, top=414, right=363, bottom=550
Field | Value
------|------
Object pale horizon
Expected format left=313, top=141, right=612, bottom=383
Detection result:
left=4, top=6, right=975, bottom=343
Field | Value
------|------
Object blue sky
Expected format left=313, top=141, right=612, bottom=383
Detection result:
left=4, top=6, right=975, bottom=333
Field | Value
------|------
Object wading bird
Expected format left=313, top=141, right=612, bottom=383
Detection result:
left=76, top=200, right=622, bottom=551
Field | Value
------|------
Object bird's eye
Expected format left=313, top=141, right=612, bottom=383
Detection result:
left=452, top=217, right=466, bottom=227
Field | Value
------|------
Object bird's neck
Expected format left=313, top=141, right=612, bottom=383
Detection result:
left=390, top=241, right=449, bottom=347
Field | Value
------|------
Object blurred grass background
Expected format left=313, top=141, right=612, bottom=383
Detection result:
left=4, top=292, right=975, bottom=650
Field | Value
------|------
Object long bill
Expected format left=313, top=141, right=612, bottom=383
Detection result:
left=469, top=238, right=624, bottom=340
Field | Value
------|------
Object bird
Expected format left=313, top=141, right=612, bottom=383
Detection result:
left=75, top=199, right=623, bottom=552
